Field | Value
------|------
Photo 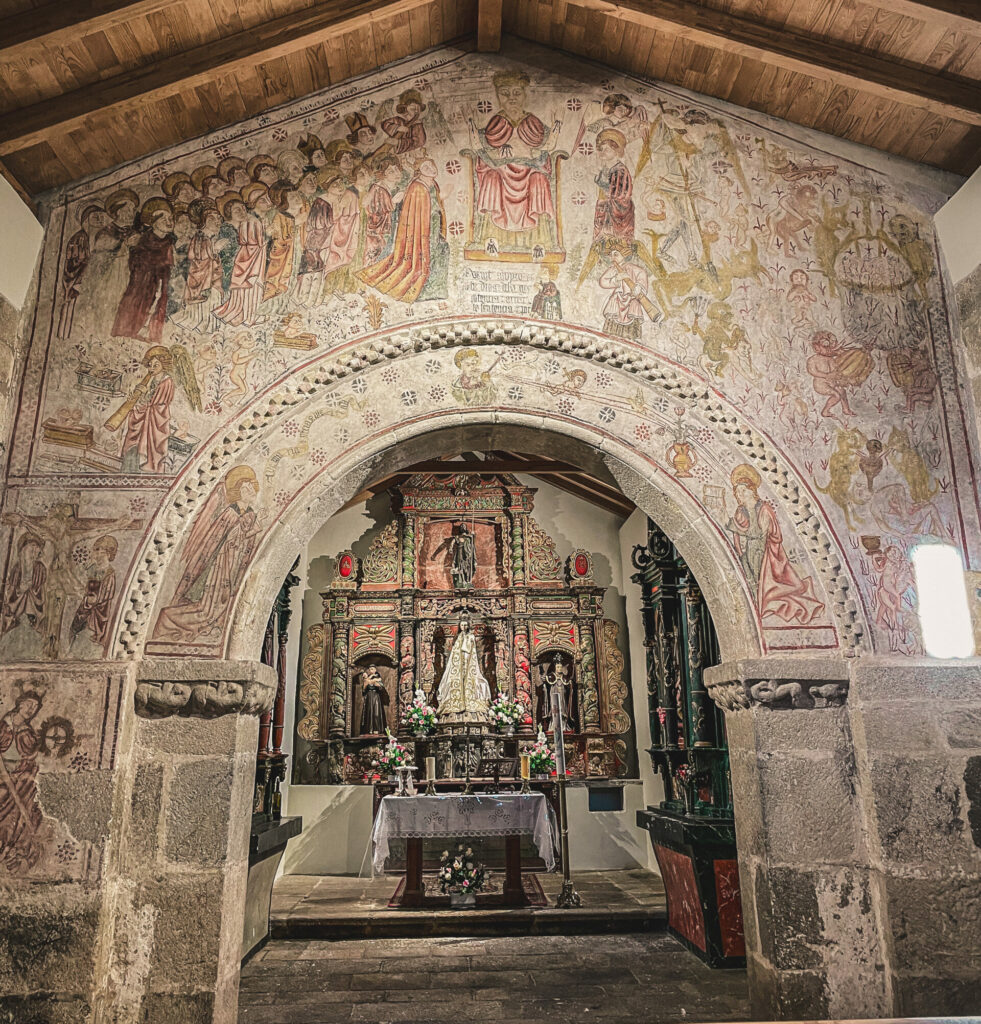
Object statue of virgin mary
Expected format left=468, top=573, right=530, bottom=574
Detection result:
left=436, top=617, right=491, bottom=722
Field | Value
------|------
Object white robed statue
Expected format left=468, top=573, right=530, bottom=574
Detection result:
left=436, top=617, right=491, bottom=722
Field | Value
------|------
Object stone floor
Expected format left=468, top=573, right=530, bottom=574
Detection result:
left=238, top=932, right=752, bottom=1023
left=270, top=869, right=667, bottom=939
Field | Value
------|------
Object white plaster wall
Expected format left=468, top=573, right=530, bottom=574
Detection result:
left=566, top=782, right=652, bottom=870
left=0, top=177, right=43, bottom=309
left=281, top=785, right=376, bottom=875
left=936, top=166, right=981, bottom=286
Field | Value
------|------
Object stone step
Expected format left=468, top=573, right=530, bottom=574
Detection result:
left=271, top=904, right=666, bottom=941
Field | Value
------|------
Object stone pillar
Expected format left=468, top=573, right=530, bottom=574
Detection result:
left=0, top=658, right=275, bottom=1024
left=847, top=659, right=981, bottom=1015
left=93, top=659, right=275, bottom=1024
left=706, top=655, right=981, bottom=1020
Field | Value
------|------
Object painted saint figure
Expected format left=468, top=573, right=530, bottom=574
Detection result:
left=57, top=204, right=108, bottom=340
left=725, top=464, right=825, bottom=625
left=1, top=535, right=47, bottom=637
left=872, top=544, right=914, bottom=652
left=213, top=187, right=268, bottom=327
left=358, top=158, right=447, bottom=303
left=593, top=129, right=634, bottom=243
left=599, top=246, right=651, bottom=340
left=380, top=89, right=427, bottom=156
left=358, top=665, right=388, bottom=736
left=111, top=198, right=175, bottom=343
left=0, top=690, right=44, bottom=873
left=436, top=617, right=491, bottom=722
left=171, top=199, right=225, bottom=332
left=152, top=466, right=262, bottom=643
left=69, top=536, right=118, bottom=648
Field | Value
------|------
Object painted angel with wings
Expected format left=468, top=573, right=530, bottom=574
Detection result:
left=105, top=343, right=200, bottom=474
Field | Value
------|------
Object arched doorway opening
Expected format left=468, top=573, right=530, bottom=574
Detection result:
left=238, top=437, right=748, bottom=1020
left=116, top=333, right=860, bottom=1022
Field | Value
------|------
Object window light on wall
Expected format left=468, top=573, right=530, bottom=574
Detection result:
left=911, top=543, right=975, bottom=659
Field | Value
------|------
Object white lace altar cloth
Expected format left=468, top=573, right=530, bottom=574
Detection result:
left=371, top=793, right=557, bottom=874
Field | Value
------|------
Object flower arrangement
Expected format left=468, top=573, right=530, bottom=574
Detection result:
left=401, top=689, right=438, bottom=736
left=673, top=761, right=694, bottom=813
left=489, top=692, right=523, bottom=733
left=371, top=730, right=413, bottom=776
left=437, top=844, right=487, bottom=894
left=528, top=729, right=555, bottom=776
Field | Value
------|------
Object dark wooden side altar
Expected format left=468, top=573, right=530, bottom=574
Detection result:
left=294, top=471, right=636, bottom=785
left=631, top=520, right=745, bottom=968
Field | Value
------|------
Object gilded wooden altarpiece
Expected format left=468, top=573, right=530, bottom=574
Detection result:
left=295, top=472, right=635, bottom=784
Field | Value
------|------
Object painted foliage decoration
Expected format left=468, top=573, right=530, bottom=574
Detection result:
left=1, top=40, right=978, bottom=665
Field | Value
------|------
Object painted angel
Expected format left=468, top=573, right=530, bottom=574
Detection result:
left=152, top=465, right=263, bottom=643
left=105, top=344, right=201, bottom=475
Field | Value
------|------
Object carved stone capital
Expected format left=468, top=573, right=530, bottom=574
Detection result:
left=135, top=659, right=277, bottom=719
left=704, top=657, right=849, bottom=712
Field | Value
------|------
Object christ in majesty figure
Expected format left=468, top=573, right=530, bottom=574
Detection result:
left=467, top=70, right=561, bottom=256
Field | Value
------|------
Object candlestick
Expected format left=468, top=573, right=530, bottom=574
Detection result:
left=462, top=726, right=473, bottom=796
left=520, top=753, right=531, bottom=794
left=425, top=756, right=436, bottom=796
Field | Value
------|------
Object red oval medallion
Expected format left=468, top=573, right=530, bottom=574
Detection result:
left=574, top=553, right=589, bottom=577
left=339, top=554, right=353, bottom=578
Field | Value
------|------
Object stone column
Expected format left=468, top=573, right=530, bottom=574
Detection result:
left=706, top=654, right=981, bottom=1020
left=90, top=659, right=276, bottom=1024
left=847, top=658, right=981, bottom=1015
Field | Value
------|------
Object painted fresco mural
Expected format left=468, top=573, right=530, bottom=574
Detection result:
left=0, top=667, right=125, bottom=885
left=4, top=41, right=980, bottom=665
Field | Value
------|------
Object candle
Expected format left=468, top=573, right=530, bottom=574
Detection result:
left=426, top=756, right=436, bottom=782
left=520, top=753, right=531, bottom=780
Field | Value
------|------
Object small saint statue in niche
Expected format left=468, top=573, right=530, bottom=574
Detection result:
left=536, top=653, right=577, bottom=731
left=435, top=523, right=477, bottom=590
left=358, top=665, right=388, bottom=736
left=436, top=616, right=491, bottom=722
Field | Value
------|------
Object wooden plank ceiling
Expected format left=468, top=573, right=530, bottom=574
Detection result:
left=0, top=0, right=979, bottom=197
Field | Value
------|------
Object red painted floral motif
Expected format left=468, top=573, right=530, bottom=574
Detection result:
left=714, top=858, right=745, bottom=957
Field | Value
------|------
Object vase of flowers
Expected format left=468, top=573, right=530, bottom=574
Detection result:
left=372, top=730, right=413, bottom=779
left=528, top=729, right=555, bottom=777
left=489, top=693, right=523, bottom=735
left=401, top=689, right=438, bottom=739
left=438, top=844, right=487, bottom=908
left=674, top=762, right=694, bottom=815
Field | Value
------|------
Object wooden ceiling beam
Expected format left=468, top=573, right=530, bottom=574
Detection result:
left=477, top=0, right=503, bottom=52
left=553, top=0, right=981, bottom=127
left=871, top=1, right=981, bottom=35
left=0, top=0, right=178, bottom=56
left=394, top=457, right=583, bottom=474
left=528, top=472, right=633, bottom=517
left=0, top=0, right=440, bottom=158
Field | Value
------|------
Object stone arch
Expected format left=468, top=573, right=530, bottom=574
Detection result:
left=115, top=319, right=868, bottom=663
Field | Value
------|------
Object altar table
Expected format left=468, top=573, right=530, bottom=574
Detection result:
left=371, top=793, right=557, bottom=907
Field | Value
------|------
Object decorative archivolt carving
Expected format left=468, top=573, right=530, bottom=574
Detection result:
left=115, top=320, right=865, bottom=660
